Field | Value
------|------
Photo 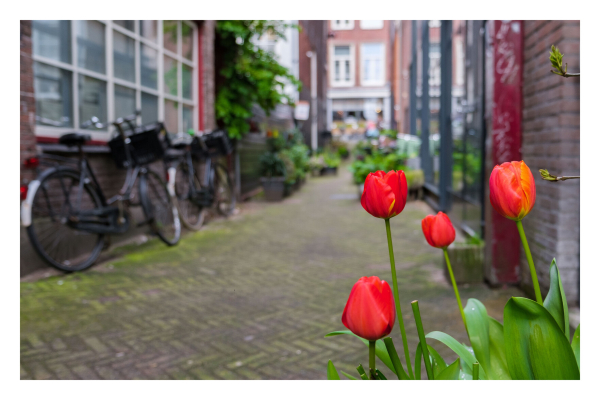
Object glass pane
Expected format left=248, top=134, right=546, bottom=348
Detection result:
left=163, top=55, right=178, bottom=96
left=78, top=75, right=107, bottom=129
left=141, top=92, right=158, bottom=124
left=114, top=85, right=136, bottom=120
left=76, top=20, right=106, bottom=74
left=164, top=100, right=178, bottom=133
left=32, top=20, right=71, bottom=63
left=364, top=59, right=370, bottom=81
left=113, top=20, right=134, bottom=31
left=140, top=43, right=158, bottom=89
left=182, top=23, right=193, bottom=60
left=334, top=46, right=350, bottom=56
left=334, top=61, right=340, bottom=81
left=163, top=20, right=178, bottom=53
left=182, top=64, right=193, bottom=99
left=182, top=105, right=193, bottom=133
left=33, top=62, right=73, bottom=127
left=140, top=20, right=158, bottom=42
left=345, top=61, right=350, bottom=81
left=363, top=43, right=382, bottom=56
left=113, top=30, right=135, bottom=82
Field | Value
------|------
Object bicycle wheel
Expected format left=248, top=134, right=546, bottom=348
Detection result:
left=140, top=169, right=181, bottom=246
left=174, top=161, right=206, bottom=231
left=213, top=163, right=236, bottom=216
left=26, top=169, right=105, bottom=272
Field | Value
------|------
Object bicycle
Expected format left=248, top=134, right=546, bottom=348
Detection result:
left=21, top=111, right=181, bottom=272
left=164, top=129, right=236, bottom=230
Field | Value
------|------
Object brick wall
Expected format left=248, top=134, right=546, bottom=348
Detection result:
left=521, top=20, right=580, bottom=305
left=20, top=20, right=36, bottom=184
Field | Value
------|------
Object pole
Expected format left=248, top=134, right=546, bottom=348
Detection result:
left=309, top=51, right=318, bottom=152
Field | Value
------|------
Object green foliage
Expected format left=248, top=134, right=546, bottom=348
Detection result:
left=349, top=148, right=410, bottom=185
left=323, top=152, right=341, bottom=168
left=258, top=152, right=285, bottom=178
left=326, top=360, right=340, bottom=380
left=287, top=143, right=310, bottom=179
left=266, top=136, right=286, bottom=153
left=215, top=21, right=301, bottom=139
left=550, top=44, right=566, bottom=76
left=279, top=150, right=296, bottom=184
left=543, top=259, right=570, bottom=338
left=308, top=155, right=325, bottom=172
left=381, top=129, right=398, bottom=140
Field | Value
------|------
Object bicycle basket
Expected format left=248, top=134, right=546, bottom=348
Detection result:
left=108, top=122, right=166, bottom=169
left=192, top=129, right=233, bottom=157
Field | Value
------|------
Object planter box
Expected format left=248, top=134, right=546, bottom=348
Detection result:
left=321, top=166, right=338, bottom=176
left=260, top=177, right=285, bottom=202
left=443, top=242, right=485, bottom=284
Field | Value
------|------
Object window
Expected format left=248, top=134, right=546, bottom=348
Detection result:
left=360, top=43, right=385, bottom=86
left=331, top=20, right=354, bottom=30
left=331, top=45, right=355, bottom=87
left=31, top=20, right=197, bottom=141
left=360, top=20, right=384, bottom=30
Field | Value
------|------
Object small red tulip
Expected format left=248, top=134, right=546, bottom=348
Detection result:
left=422, top=212, right=456, bottom=249
left=489, top=160, right=536, bottom=221
left=361, top=170, right=408, bottom=219
left=342, top=276, right=396, bottom=341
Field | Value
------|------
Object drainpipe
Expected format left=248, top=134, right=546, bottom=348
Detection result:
left=307, top=51, right=318, bottom=152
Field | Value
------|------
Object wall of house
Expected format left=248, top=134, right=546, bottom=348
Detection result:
left=521, top=20, right=580, bottom=305
left=201, top=21, right=216, bottom=132
left=20, top=20, right=37, bottom=185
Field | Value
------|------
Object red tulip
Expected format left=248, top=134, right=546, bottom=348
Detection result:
left=489, top=160, right=536, bottom=221
left=342, top=276, right=396, bottom=341
left=422, top=212, right=456, bottom=249
left=361, top=170, right=408, bottom=219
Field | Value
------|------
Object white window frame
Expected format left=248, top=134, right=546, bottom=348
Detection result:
left=331, top=20, right=354, bottom=30
left=360, top=42, right=385, bottom=87
left=32, top=20, right=198, bottom=143
left=330, top=43, right=355, bottom=87
left=359, top=20, right=384, bottom=30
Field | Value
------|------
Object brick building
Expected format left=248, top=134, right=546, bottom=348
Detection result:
left=326, top=20, right=394, bottom=136
left=20, top=20, right=216, bottom=276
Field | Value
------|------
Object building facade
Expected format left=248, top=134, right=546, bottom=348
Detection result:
left=326, top=20, right=394, bottom=137
left=20, top=20, right=216, bottom=276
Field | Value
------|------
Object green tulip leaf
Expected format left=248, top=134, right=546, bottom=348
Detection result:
left=326, top=331, right=396, bottom=374
left=435, top=358, right=461, bottom=380
left=327, top=360, right=341, bottom=380
left=375, top=369, right=388, bottom=380
left=572, top=324, right=580, bottom=370
left=414, top=342, right=422, bottom=380
left=426, top=331, right=487, bottom=379
left=504, top=297, right=579, bottom=380
left=340, top=371, right=358, bottom=380
left=543, top=259, right=570, bottom=339
left=427, top=344, right=448, bottom=377
left=488, top=317, right=511, bottom=380
left=356, top=364, right=369, bottom=380
left=464, top=298, right=491, bottom=377
left=382, top=337, right=410, bottom=380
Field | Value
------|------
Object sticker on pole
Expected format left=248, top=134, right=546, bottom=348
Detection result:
left=294, top=101, right=310, bottom=121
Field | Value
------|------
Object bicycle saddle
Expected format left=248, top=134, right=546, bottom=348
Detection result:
left=59, top=133, right=92, bottom=147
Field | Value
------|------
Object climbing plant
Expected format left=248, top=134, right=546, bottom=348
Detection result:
left=215, top=20, right=301, bottom=139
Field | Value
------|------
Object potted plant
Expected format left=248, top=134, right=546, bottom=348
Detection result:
left=443, top=234, right=485, bottom=284
left=322, top=152, right=341, bottom=175
left=308, top=156, right=325, bottom=177
left=259, top=152, right=286, bottom=202
left=279, top=150, right=297, bottom=196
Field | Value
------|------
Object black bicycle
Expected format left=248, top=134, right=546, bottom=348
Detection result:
left=164, top=129, right=236, bottom=230
left=21, top=112, right=181, bottom=272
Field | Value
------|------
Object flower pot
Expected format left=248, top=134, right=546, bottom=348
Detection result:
left=321, top=166, right=338, bottom=176
left=260, top=177, right=286, bottom=202
left=443, top=242, right=485, bottom=284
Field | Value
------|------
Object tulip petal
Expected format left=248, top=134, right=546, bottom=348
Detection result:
left=361, top=173, right=395, bottom=219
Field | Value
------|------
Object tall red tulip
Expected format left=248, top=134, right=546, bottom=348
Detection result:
left=342, top=276, right=396, bottom=341
left=422, top=212, right=456, bottom=249
left=361, top=170, right=408, bottom=219
left=489, top=160, right=536, bottom=221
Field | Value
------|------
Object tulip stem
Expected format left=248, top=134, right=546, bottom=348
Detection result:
left=516, top=220, right=543, bottom=305
left=384, top=218, right=414, bottom=379
left=443, top=248, right=468, bottom=336
left=411, top=300, right=434, bottom=380
left=369, top=340, right=376, bottom=380
left=473, top=362, right=480, bottom=380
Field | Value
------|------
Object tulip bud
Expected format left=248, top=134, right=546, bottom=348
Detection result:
left=342, top=276, right=396, bottom=341
left=361, top=170, right=408, bottom=219
left=489, top=160, right=536, bottom=221
left=421, top=212, right=456, bottom=249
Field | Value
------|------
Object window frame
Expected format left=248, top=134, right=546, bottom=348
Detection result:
left=331, top=20, right=354, bottom=30
left=32, top=20, right=198, bottom=142
left=360, top=42, right=385, bottom=87
left=330, top=43, right=355, bottom=87
left=359, top=20, right=384, bottom=30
